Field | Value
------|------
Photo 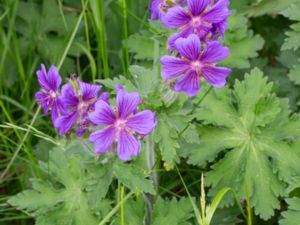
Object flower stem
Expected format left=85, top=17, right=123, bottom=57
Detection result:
left=146, top=134, right=158, bottom=190
left=178, top=86, right=213, bottom=136
left=120, top=185, right=125, bottom=225
left=143, top=134, right=157, bottom=225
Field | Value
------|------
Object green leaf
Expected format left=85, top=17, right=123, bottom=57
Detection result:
left=127, top=29, right=168, bottom=62
left=243, top=0, right=300, bottom=17
left=127, top=32, right=156, bottom=60
left=129, top=65, right=159, bottom=97
left=97, top=65, right=161, bottom=107
left=8, top=148, right=100, bottom=225
left=152, top=197, right=194, bottom=225
left=279, top=197, right=300, bottom=225
left=86, top=165, right=113, bottom=209
left=281, top=3, right=300, bottom=51
left=185, top=68, right=300, bottom=220
left=113, top=161, right=155, bottom=195
left=288, top=60, right=300, bottom=85
left=222, top=13, right=264, bottom=69
left=154, top=113, right=180, bottom=166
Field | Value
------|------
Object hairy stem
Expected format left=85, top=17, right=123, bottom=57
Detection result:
left=143, top=134, right=157, bottom=225
left=179, top=86, right=213, bottom=136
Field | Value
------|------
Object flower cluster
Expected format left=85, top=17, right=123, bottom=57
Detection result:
left=150, top=0, right=232, bottom=96
left=35, top=64, right=157, bottom=161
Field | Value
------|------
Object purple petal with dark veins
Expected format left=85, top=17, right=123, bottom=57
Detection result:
left=79, top=81, right=102, bottom=102
left=187, top=0, right=211, bottom=16
left=160, top=56, right=190, bottom=79
left=168, top=26, right=194, bottom=49
left=60, top=84, right=79, bottom=109
left=117, top=129, right=141, bottom=161
left=202, top=65, right=231, bottom=88
left=37, top=64, right=61, bottom=91
left=116, top=89, right=140, bottom=119
left=89, top=126, right=116, bottom=154
left=175, top=70, right=200, bottom=96
left=174, top=34, right=201, bottom=61
left=89, top=100, right=116, bottom=126
left=150, top=0, right=162, bottom=20
left=202, top=0, right=231, bottom=24
left=54, top=111, right=78, bottom=135
left=126, top=110, right=157, bottom=136
left=35, top=91, right=51, bottom=115
left=200, top=41, right=230, bottom=64
left=161, top=6, right=191, bottom=28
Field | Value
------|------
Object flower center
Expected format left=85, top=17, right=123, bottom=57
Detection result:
left=159, top=1, right=168, bottom=11
left=78, top=101, right=88, bottom=111
left=49, top=90, right=57, bottom=99
left=114, top=119, right=127, bottom=130
left=191, top=61, right=202, bottom=72
left=192, top=17, right=202, bottom=27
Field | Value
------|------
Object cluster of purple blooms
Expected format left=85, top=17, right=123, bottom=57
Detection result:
left=35, top=65, right=157, bottom=161
left=34, top=1, right=232, bottom=161
left=150, top=0, right=232, bottom=96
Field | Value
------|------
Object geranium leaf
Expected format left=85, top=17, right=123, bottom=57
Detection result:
left=185, top=68, right=300, bottom=219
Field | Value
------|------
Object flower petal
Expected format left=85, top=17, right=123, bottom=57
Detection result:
left=117, top=130, right=141, bottom=161
left=55, top=111, right=78, bottom=135
left=175, top=70, right=200, bottom=96
left=160, top=56, right=190, bottom=79
left=61, top=84, right=79, bottom=108
left=89, top=100, right=116, bottom=126
left=99, top=92, right=110, bottom=104
left=202, top=65, right=231, bottom=87
left=202, top=0, right=231, bottom=24
left=162, top=6, right=191, bottom=28
left=51, top=104, right=60, bottom=124
left=126, top=110, right=157, bottom=136
left=47, top=66, right=62, bottom=91
left=150, top=0, right=162, bottom=20
left=89, top=127, right=116, bottom=154
left=174, top=34, right=201, bottom=60
left=116, top=89, right=140, bottom=119
left=187, top=0, right=211, bottom=16
left=200, top=41, right=229, bottom=64
left=214, top=19, right=227, bottom=38
left=79, top=81, right=102, bottom=102
left=168, top=26, right=195, bottom=49
left=37, top=64, right=61, bottom=91
left=196, top=24, right=213, bottom=39
left=35, top=91, right=50, bottom=115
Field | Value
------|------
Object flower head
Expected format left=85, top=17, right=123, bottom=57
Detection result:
left=160, top=34, right=231, bottom=96
left=35, top=64, right=63, bottom=123
left=89, top=86, right=157, bottom=161
left=150, top=0, right=186, bottom=20
left=162, top=0, right=231, bottom=48
left=55, top=80, right=105, bottom=136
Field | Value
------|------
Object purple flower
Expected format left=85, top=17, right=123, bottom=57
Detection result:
left=89, top=87, right=157, bottom=161
left=150, top=0, right=166, bottom=20
left=150, top=0, right=186, bottom=20
left=162, top=0, right=231, bottom=48
left=35, top=64, right=63, bottom=123
left=54, top=80, right=104, bottom=136
left=160, top=34, right=231, bottom=96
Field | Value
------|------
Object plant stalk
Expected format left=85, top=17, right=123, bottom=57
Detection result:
left=143, top=134, right=157, bottom=225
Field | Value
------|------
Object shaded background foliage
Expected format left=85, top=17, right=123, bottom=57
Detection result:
left=0, top=0, right=300, bottom=224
